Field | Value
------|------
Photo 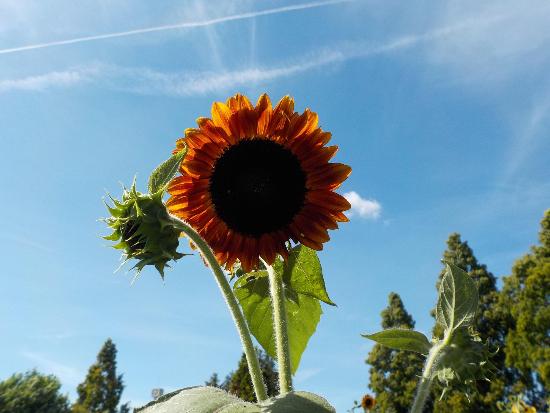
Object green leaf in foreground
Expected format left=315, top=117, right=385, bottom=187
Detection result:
left=260, top=391, right=336, bottom=413
left=234, top=271, right=321, bottom=374
left=436, top=262, right=479, bottom=333
left=134, top=386, right=260, bottom=413
left=362, top=329, right=431, bottom=354
left=274, top=245, right=335, bottom=306
left=147, top=147, right=187, bottom=195
left=134, top=387, right=336, bottom=413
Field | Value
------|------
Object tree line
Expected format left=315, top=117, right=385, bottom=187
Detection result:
left=0, top=339, right=128, bottom=413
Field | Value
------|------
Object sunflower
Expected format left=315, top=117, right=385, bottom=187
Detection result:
left=167, top=93, right=351, bottom=272
left=361, top=394, right=376, bottom=411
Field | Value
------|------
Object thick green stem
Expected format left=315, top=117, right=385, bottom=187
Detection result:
left=170, top=215, right=268, bottom=402
left=264, top=261, right=293, bottom=394
left=410, top=340, right=446, bottom=413
left=410, top=376, right=433, bottom=413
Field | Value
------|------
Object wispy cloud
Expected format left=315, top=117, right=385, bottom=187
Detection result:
left=294, top=367, right=323, bottom=384
left=0, top=0, right=355, bottom=55
left=21, top=351, right=82, bottom=386
left=0, top=233, right=54, bottom=252
left=426, top=1, right=550, bottom=83
left=501, top=92, right=550, bottom=181
left=0, top=67, right=97, bottom=93
left=344, top=191, right=381, bottom=220
left=0, top=13, right=524, bottom=96
left=29, top=331, right=75, bottom=340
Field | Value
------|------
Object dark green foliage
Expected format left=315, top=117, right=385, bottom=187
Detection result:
left=432, top=233, right=507, bottom=413
left=207, top=349, right=278, bottom=402
left=72, top=339, right=126, bottom=413
left=500, top=210, right=549, bottom=410
left=0, top=370, right=71, bottom=413
left=205, top=373, right=220, bottom=388
left=366, top=293, right=425, bottom=413
left=226, top=354, right=256, bottom=401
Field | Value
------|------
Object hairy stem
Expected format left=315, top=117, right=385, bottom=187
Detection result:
left=410, top=340, right=446, bottom=413
left=264, top=261, right=293, bottom=394
left=170, top=215, right=268, bottom=402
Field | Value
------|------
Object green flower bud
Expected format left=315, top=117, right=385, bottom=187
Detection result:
left=104, top=182, right=187, bottom=278
left=434, top=327, right=497, bottom=400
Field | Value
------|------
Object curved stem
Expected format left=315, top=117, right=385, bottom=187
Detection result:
left=264, top=260, right=293, bottom=394
left=170, top=214, right=268, bottom=402
left=410, top=341, right=444, bottom=413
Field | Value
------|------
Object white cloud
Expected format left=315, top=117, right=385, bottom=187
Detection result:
left=343, top=191, right=381, bottom=220
left=0, top=67, right=98, bottom=93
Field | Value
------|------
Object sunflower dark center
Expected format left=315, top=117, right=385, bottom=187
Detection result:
left=209, top=138, right=307, bottom=237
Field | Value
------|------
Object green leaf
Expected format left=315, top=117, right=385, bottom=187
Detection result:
left=260, top=391, right=336, bottom=412
left=234, top=271, right=322, bottom=374
left=436, top=262, right=479, bottom=333
left=274, top=245, right=335, bottom=306
left=362, top=329, right=431, bottom=354
left=147, top=147, right=187, bottom=195
left=134, top=386, right=260, bottom=413
left=134, top=388, right=336, bottom=413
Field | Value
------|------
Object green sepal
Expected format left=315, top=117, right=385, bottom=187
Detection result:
left=148, top=146, right=187, bottom=195
left=362, top=329, right=431, bottom=354
left=432, top=327, right=497, bottom=399
left=103, top=231, right=120, bottom=241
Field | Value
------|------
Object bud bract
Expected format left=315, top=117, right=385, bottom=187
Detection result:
left=104, top=182, right=186, bottom=278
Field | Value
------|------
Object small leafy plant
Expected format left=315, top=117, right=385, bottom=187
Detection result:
left=363, top=262, right=496, bottom=413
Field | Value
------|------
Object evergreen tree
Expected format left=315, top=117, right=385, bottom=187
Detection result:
left=205, top=373, right=220, bottom=388
left=0, top=370, right=71, bottom=413
left=207, top=349, right=278, bottom=402
left=226, top=354, right=256, bottom=401
left=72, top=339, right=128, bottom=413
left=431, top=233, right=507, bottom=413
left=500, top=210, right=549, bottom=410
left=366, top=293, right=425, bottom=413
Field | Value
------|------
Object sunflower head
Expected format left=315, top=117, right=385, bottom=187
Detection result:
left=104, top=182, right=186, bottom=277
left=167, top=93, right=352, bottom=272
left=361, top=394, right=376, bottom=411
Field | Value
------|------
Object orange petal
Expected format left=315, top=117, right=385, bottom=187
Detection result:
left=211, top=101, right=233, bottom=135
left=307, top=190, right=352, bottom=211
left=255, top=93, right=272, bottom=113
left=307, top=163, right=352, bottom=189
left=300, top=146, right=339, bottom=170
left=227, top=94, right=253, bottom=111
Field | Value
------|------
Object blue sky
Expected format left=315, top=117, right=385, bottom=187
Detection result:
left=1, top=0, right=550, bottom=410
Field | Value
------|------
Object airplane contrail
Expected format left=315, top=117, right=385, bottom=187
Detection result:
left=0, top=0, right=355, bottom=55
